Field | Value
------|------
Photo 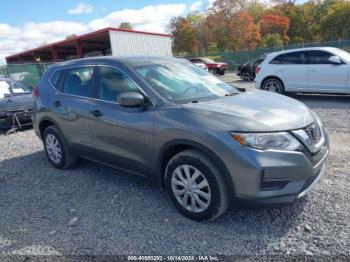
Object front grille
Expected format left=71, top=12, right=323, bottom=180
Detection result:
left=292, top=121, right=325, bottom=154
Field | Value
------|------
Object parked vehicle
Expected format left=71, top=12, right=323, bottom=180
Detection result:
left=237, top=58, right=264, bottom=81
left=33, top=57, right=329, bottom=221
left=0, top=78, right=33, bottom=131
left=188, top=57, right=228, bottom=75
left=191, top=61, right=208, bottom=71
left=255, top=47, right=350, bottom=94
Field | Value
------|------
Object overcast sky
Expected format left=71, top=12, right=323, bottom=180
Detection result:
left=0, top=0, right=307, bottom=62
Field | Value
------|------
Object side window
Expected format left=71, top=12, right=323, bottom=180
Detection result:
left=62, top=67, right=95, bottom=97
left=98, top=66, right=140, bottom=103
left=50, top=70, right=63, bottom=90
left=307, top=51, right=334, bottom=64
left=271, top=52, right=307, bottom=65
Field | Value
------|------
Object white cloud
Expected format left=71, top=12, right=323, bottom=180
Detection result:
left=89, top=4, right=186, bottom=32
left=190, top=1, right=203, bottom=12
left=207, top=0, right=216, bottom=9
left=68, top=2, right=94, bottom=15
left=0, top=3, right=187, bottom=63
left=0, top=21, right=87, bottom=63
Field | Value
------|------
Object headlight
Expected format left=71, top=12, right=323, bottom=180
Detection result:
left=231, top=132, right=301, bottom=151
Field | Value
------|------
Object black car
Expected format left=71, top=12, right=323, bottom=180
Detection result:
left=237, top=58, right=264, bottom=81
left=0, top=78, right=34, bottom=131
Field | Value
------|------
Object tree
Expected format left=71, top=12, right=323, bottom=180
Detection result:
left=187, top=13, right=209, bottom=52
left=118, top=22, right=133, bottom=30
left=320, top=1, right=350, bottom=40
left=260, top=14, right=290, bottom=44
left=66, top=34, right=77, bottom=39
left=166, top=0, right=350, bottom=54
left=246, top=0, right=265, bottom=23
left=167, top=16, right=198, bottom=54
left=210, top=0, right=247, bottom=18
left=260, top=33, right=283, bottom=48
left=227, top=11, right=261, bottom=50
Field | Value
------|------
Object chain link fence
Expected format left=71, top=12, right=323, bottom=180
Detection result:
left=191, top=39, right=350, bottom=71
left=0, top=62, right=54, bottom=88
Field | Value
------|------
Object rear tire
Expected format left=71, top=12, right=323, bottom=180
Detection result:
left=165, top=149, right=230, bottom=221
left=261, top=77, right=285, bottom=95
left=43, top=126, right=77, bottom=169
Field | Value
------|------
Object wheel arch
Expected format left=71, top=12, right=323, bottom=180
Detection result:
left=156, top=139, right=235, bottom=195
left=260, top=75, right=285, bottom=90
left=38, top=117, right=63, bottom=139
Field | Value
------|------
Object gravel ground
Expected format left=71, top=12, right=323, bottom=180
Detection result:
left=0, top=73, right=349, bottom=257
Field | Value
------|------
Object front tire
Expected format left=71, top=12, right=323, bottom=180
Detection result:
left=43, top=126, right=77, bottom=169
left=261, top=77, right=285, bottom=94
left=217, top=68, right=226, bottom=76
left=165, top=149, right=230, bottom=221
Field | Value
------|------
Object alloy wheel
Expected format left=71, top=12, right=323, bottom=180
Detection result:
left=264, top=80, right=282, bottom=93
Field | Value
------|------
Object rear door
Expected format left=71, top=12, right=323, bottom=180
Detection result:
left=307, top=50, right=348, bottom=93
left=271, top=51, right=308, bottom=92
left=50, top=66, right=96, bottom=149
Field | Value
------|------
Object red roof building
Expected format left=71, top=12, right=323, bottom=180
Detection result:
left=6, top=27, right=172, bottom=64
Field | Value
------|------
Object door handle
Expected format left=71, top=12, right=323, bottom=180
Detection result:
left=53, top=100, right=61, bottom=107
left=90, top=110, right=103, bottom=117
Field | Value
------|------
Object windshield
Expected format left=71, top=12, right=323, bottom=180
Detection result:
left=0, top=80, right=30, bottom=98
left=135, top=61, right=238, bottom=103
left=336, top=49, right=350, bottom=63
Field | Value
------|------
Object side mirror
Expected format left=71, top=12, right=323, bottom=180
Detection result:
left=329, top=56, right=342, bottom=65
left=117, top=92, right=145, bottom=107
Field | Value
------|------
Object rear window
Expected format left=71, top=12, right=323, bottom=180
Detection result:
left=50, top=70, right=63, bottom=89
left=270, top=52, right=307, bottom=65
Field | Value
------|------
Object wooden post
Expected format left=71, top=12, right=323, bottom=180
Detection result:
left=75, top=40, right=83, bottom=58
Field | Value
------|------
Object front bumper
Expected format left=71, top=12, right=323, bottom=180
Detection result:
left=225, top=132, right=329, bottom=206
left=0, top=110, right=33, bottom=129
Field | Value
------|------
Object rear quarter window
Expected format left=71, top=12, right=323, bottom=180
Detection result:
left=50, top=70, right=63, bottom=89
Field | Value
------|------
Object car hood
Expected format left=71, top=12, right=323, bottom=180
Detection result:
left=183, top=90, right=315, bottom=132
left=0, top=93, right=34, bottom=112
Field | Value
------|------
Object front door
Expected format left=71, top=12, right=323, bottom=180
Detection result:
left=89, top=66, right=155, bottom=175
left=307, top=50, right=349, bottom=93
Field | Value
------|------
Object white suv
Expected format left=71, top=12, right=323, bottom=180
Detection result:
left=255, top=47, right=350, bottom=94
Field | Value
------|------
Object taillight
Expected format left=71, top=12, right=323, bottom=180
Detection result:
left=256, top=67, right=261, bottom=74
left=32, top=85, right=40, bottom=99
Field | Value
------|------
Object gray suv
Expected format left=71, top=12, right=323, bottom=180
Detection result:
left=32, top=57, right=329, bottom=221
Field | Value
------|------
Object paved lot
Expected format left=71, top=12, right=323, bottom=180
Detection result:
left=0, top=73, right=349, bottom=257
